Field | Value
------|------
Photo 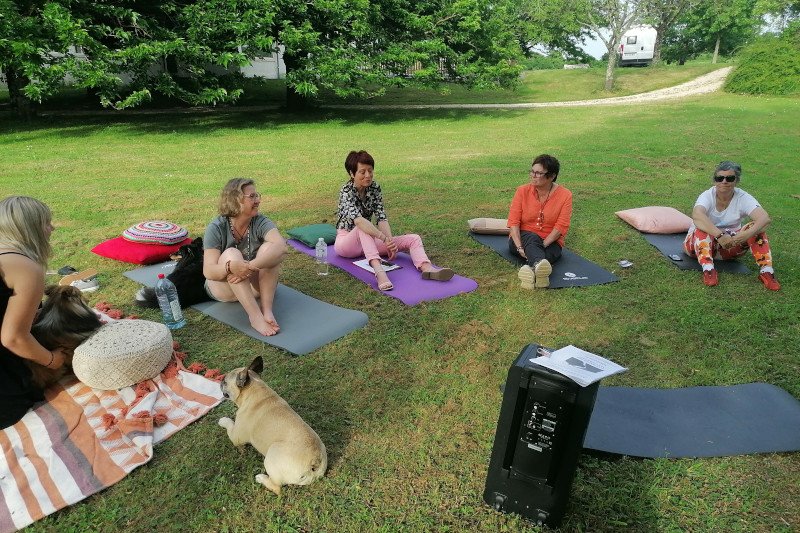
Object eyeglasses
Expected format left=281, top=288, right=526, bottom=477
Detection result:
left=713, top=175, right=736, bottom=183
left=243, top=193, right=262, bottom=201
left=530, top=170, right=549, bottom=177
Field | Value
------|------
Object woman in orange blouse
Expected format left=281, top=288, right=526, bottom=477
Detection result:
left=507, top=154, right=573, bottom=289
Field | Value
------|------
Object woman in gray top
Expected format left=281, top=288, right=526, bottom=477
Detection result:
left=203, top=179, right=287, bottom=336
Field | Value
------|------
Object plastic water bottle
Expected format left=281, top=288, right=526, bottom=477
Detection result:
left=315, top=238, right=328, bottom=276
left=155, top=273, right=186, bottom=329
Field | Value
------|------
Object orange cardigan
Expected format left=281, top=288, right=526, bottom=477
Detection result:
left=507, top=184, right=573, bottom=247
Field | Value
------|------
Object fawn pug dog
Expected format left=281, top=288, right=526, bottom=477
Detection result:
left=29, top=284, right=103, bottom=389
left=219, top=356, right=327, bottom=494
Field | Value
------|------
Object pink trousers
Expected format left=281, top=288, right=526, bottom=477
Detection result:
left=335, top=228, right=430, bottom=269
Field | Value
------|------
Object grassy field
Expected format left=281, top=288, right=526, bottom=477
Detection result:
left=0, top=66, right=798, bottom=532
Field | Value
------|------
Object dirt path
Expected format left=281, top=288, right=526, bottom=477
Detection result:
left=323, top=66, right=735, bottom=110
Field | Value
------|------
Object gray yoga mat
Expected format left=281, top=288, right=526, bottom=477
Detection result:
left=124, top=262, right=368, bottom=356
left=641, top=232, right=750, bottom=274
left=583, top=383, right=800, bottom=458
left=468, top=232, right=619, bottom=288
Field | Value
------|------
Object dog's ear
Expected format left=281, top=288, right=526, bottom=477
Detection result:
left=248, top=356, right=264, bottom=376
left=43, top=284, right=57, bottom=297
left=235, top=367, right=251, bottom=389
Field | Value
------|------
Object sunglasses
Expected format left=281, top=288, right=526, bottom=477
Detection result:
left=714, top=175, right=736, bottom=183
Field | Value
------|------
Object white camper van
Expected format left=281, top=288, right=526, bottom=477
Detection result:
left=618, top=26, right=657, bottom=67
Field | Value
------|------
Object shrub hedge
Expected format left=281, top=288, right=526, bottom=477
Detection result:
left=724, top=36, right=800, bottom=95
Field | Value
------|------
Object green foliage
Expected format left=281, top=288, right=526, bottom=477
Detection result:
left=724, top=36, right=800, bottom=94
left=4, top=0, right=561, bottom=114
left=661, top=0, right=762, bottom=64
left=522, top=52, right=566, bottom=70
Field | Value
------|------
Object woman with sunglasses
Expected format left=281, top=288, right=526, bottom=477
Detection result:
left=335, top=150, right=455, bottom=292
left=507, top=154, right=573, bottom=289
left=683, top=161, right=779, bottom=290
left=204, top=178, right=287, bottom=336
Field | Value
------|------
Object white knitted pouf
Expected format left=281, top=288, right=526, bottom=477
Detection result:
left=73, top=320, right=173, bottom=390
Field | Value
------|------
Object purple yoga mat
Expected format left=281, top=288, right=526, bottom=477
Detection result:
left=288, top=239, right=478, bottom=305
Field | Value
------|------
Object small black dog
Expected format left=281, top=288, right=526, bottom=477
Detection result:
left=135, top=237, right=210, bottom=308
left=29, top=284, right=104, bottom=388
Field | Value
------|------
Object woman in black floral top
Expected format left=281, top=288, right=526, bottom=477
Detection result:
left=335, top=150, right=454, bottom=291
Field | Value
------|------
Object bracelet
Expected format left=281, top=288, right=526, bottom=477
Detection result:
left=517, top=246, right=523, bottom=251
left=45, top=351, right=54, bottom=368
left=225, top=260, right=232, bottom=275
left=715, top=232, right=725, bottom=240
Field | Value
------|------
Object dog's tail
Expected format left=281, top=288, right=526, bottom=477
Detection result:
left=134, top=287, right=159, bottom=308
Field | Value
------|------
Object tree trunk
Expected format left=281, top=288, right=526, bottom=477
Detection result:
left=282, top=53, right=311, bottom=110
left=604, top=51, right=617, bottom=92
left=5, top=67, right=36, bottom=119
left=712, top=34, right=720, bottom=64
left=652, top=26, right=666, bottom=67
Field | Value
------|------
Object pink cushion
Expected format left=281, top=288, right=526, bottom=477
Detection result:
left=467, top=217, right=510, bottom=235
left=91, top=236, right=192, bottom=265
left=615, top=206, right=693, bottom=234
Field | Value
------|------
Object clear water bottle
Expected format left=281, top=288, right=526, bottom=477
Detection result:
left=315, top=238, right=328, bottom=276
left=155, top=273, right=186, bottom=329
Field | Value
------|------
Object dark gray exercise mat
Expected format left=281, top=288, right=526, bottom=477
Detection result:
left=641, top=232, right=750, bottom=273
left=583, top=383, right=800, bottom=458
left=468, top=232, right=619, bottom=288
left=124, top=262, right=368, bottom=356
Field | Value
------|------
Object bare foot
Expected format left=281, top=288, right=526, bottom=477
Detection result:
left=249, top=313, right=279, bottom=336
left=262, top=309, right=280, bottom=333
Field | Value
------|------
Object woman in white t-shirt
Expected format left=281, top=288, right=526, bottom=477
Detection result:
left=683, top=161, right=779, bottom=290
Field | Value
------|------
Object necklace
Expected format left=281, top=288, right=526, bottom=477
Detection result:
left=228, top=217, right=252, bottom=260
left=535, top=183, right=554, bottom=230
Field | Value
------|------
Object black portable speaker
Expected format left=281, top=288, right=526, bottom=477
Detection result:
left=483, top=343, right=599, bottom=528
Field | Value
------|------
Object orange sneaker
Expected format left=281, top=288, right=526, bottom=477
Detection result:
left=703, top=269, right=718, bottom=287
left=758, top=272, right=780, bottom=291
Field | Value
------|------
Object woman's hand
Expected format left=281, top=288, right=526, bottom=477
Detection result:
left=384, top=236, right=398, bottom=261
left=728, top=232, right=748, bottom=247
left=46, top=347, right=69, bottom=369
left=717, top=234, right=735, bottom=249
left=228, top=260, right=258, bottom=284
left=516, top=246, right=527, bottom=259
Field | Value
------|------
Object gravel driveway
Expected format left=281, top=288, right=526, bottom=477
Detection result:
left=323, top=66, right=735, bottom=110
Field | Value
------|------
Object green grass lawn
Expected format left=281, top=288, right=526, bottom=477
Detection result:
left=0, top=68, right=798, bottom=532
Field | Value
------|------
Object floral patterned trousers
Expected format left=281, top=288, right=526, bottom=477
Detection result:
left=683, top=222, right=774, bottom=272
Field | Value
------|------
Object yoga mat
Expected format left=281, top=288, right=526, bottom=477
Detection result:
left=124, top=263, right=368, bottom=355
left=468, top=232, right=619, bottom=288
left=641, top=232, right=750, bottom=273
left=287, top=240, right=478, bottom=306
left=583, top=383, right=800, bottom=458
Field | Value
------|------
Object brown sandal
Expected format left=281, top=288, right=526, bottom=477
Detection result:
left=421, top=268, right=454, bottom=282
left=58, top=268, right=98, bottom=287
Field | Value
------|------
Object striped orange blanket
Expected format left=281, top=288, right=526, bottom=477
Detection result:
left=0, top=355, right=223, bottom=532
